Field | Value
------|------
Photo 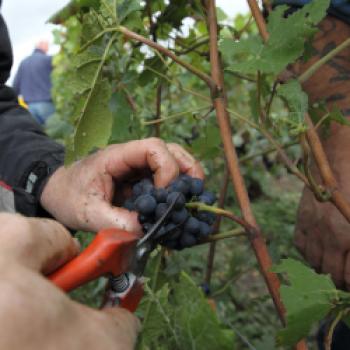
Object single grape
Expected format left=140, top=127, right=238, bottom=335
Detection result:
left=142, top=222, right=153, bottom=233
left=132, top=182, right=143, bottom=197
left=123, top=198, right=135, bottom=211
left=152, top=188, right=168, bottom=203
left=179, top=174, right=191, bottom=183
left=164, top=222, right=176, bottom=233
left=154, top=226, right=166, bottom=239
left=171, top=179, right=190, bottom=196
left=184, top=216, right=200, bottom=234
left=140, top=178, right=154, bottom=193
left=199, top=221, right=213, bottom=237
left=166, top=191, right=186, bottom=210
left=198, top=191, right=216, bottom=205
left=180, top=233, right=197, bottom=247
left=196, top=211, right=216, bottom=225
left=171, top=208, right=189, bottom=224
left=135, top=194, right=157, bottom=215
left=200, top=282, right=211, bottom=296
left=190, top=178, right=204, bottom=196
left=155, top=203, right=168, bottom=220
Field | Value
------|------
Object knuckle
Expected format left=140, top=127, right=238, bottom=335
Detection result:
left=146, top=137, right=166, bottom=148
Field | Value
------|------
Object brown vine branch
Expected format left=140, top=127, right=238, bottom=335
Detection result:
left=117, top=26, right=216, bottom=91
left=247, top=0, right=269, bottom=41
left=154, top=83, right=162, bottom=137
left=206, top=0, right=286, bottom=324
left=305, top=115, right=350, bottom=221
left=205, top=167, right=229, bottom=285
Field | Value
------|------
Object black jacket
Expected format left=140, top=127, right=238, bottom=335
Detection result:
left=0, top=13, right=64, bottom=215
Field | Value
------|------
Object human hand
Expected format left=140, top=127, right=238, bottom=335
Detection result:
left=295, top=125, right=350, bottom=289
left=40, top=138, right=204, bottom=232
left=0, top=213, right=139, bottom=350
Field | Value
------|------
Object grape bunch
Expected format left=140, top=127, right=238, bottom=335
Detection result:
left=123, top=175, right=217, bottom=250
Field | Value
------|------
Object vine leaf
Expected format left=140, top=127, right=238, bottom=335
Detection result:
left=73, top=78, right=112, bottom=159
left=109, top=90, right=140, bottom=143
left=273, top=259, right=337, bottom=346
left=137, top=272, right=235, bottom=349
left=277, top=79, right=308, bottom=125
left=220, top=0, right=330, bottom=76
left=328, top=106, right=350, bottom=127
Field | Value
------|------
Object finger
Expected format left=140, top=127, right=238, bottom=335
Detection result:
left=82, top=197, right=142, bottom=233
left=166, top=143, right=205, bottom=179
left=105, top=138, right=179, bottom=187
left=322, top=247, right=345, bottom=288
left=0, top=214, right=79, bottom=274
left=304, top=228, right=323, bottom=271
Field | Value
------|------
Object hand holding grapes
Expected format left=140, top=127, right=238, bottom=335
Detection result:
left=40, top=138, right=204, bottom=233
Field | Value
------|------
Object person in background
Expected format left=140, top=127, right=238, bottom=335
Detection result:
left=13, top=40, right=54, bottom=125
left=272, top=1, right=350, bottom=348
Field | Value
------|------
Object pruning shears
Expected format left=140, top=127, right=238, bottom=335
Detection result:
left=49, top=195, right=180, bottom=312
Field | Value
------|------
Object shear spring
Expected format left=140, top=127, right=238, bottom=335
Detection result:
left=110, top=273, right=130, bottom=293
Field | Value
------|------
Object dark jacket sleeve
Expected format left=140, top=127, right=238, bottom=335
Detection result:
left=0, top=14, right=64, bottom=216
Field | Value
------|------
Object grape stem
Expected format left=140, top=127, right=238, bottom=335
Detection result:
left=186, top=202, right=256, bottom=235
left=201, top=228, right=246, bottom=244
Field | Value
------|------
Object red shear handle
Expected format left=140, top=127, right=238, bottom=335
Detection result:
left=49, top=228, right=139, bottom=292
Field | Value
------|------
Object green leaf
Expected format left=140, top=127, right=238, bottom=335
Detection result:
left=277, top=80, right=308, bottom=124
left=172, top=272, right=235, bottom=350
left=49, top=0, right=100, bottom=24
left=273, top=259, right=337, bottom=346
left=109, top=90, right=140, bottom=143
left=72, top=79, right=113, bottom=159
left=220, top=0, right=330, bottom=75
left=329, top=106, right=350, bottom=127
left=191, top=124, right=221, bottom=160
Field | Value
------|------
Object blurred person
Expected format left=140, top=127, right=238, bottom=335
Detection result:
left=13, top=39, right=54, bottom=125
left=273, top=1, right=350, bottom=349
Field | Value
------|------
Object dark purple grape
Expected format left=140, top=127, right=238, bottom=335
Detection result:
left=171, top=208, right=189, bottom=224
left=163, top=239, right=181, bottom=250
left=132, top=182, right=143, bottom=197
left=166, top=191, right=186, bottom=210
left=155, top=203, right=168, bottom=220
left=123, top=198, right=135, bottom=211
left=135, top=194, right=157, bottom=215
left=140, top=178, right=154, bottom=193
left=152, top=188, right=168, bottom=203
left=190, top=178, right=204, bottom=196
left=179, top=174, right=191, bottom=183
left=198, top=191, right=216, bottom=205
left=184, top=216, right=200, bottom=234
left=171, top=179, right=190, bottom=196
left=142, top=222, right=153, bottom=233
left=199, top=221, right=213, bottom=237
left=164, top=222, right=176, bottom=233
left=196, top=211, right=216, bottom=225
left=200, top=282, right=211, bottom=296
left=180, top=233, right=197, bottom=247
left=154, top=226, right=166, bottom=239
